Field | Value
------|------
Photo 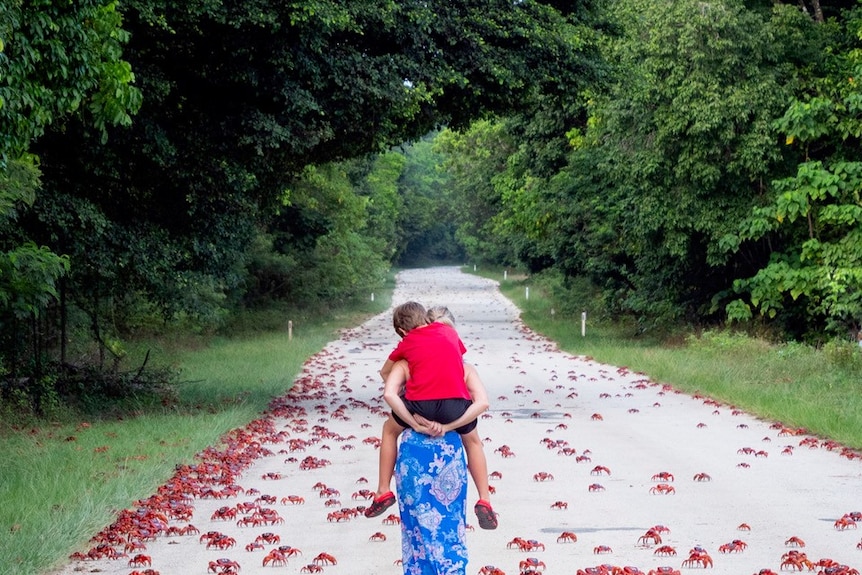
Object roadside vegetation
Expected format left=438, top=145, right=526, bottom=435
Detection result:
left=0, top=290, right=392, bottom=575
left=489, top=267, right=862, bottom=450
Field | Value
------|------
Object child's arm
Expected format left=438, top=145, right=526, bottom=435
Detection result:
left=438, top=363, right=489, bottom=434
left=379, top=358, right=396, bottom=382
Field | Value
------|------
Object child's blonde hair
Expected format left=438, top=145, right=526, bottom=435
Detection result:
left=427, top=305, right=456, bottom=328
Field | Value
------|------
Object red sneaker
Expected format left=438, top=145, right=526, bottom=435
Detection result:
left=364, top=491, right=396, bottom=518
left=474, top=499, right=498, bottom=529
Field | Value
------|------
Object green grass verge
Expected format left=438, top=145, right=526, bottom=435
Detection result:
left=0, top=290, right=392, bottom=575
left=482, top=267, right=862, bottom=450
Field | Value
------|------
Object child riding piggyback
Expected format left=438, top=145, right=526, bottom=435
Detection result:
left=365, top=301, right=497, bottom=529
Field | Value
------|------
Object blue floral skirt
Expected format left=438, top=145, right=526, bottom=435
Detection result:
left=395, top=430, right=468, bottom=575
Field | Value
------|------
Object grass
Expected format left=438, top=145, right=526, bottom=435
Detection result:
left=0, top=290, right=393, bottom=575
left=486, top=267, right=862, bottom=450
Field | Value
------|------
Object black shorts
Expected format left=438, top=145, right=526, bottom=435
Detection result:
left=392, top=398, right=477, bottom=435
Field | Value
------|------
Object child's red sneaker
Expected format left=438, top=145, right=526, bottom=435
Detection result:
left=474, top=499, right=498, bottom=529
left=364, top=491, right=396, bottom=518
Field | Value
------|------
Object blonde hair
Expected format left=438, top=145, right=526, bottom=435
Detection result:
left=427, top=305, right=456, bottom=328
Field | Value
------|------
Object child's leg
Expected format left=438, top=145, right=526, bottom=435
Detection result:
left=374, top=360, right=411, bottom=496
left=462, top=429, right=497, bottom=529
left=374, top=415, right=404, bottom=497
left=461, top=429, right=491, bottom=501
left=364, top=415, right=404, bottom=518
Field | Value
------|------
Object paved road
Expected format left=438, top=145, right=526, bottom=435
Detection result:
left=57, top=267, right=862, bottom=575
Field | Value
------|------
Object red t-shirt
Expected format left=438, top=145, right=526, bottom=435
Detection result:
left=388, top=322, right=469, bottom=401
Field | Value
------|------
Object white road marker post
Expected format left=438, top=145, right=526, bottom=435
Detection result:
left=288, top=320, right=293, bottom=341
left=581, top=311, right=586, bottom=337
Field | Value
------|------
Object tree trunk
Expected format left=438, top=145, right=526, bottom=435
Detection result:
left=809, top=0, right=824, bottom=23
left=796, top=0, right=824, bottom=23
left=60, top=277, right=67, bottom=365
left=31, top=312, right=41, bottom=379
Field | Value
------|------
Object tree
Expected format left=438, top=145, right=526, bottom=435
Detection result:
left=27, top=0, right=600, bottom=320
left=0, top=1, right=140, bottom=388
left=566, top=0, right=811, bottom=324
left=723, top=7, right=862, bottom=339
left=436, top=121, right=519, bottom=266
left=394, top=136, right=462, bottom=264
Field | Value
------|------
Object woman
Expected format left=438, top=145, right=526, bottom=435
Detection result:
left=395, top=427, right=468, bottom=574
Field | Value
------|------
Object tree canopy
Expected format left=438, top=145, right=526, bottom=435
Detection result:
left=439, top=0, right=862, bottom=341
left=4, top=0, right=862, bottom=414
left=1, top=0, right=602, bottom=405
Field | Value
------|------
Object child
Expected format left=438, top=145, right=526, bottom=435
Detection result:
left=364, top=302, right=497, bottom=530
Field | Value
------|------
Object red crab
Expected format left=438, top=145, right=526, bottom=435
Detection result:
left=557, top=531, right=578, bottom=543
left=208, top=559, right=240, bottom=573
left=593, top=545, right=613, bottom=554
left=681, top=548, right=713, bottom=568
left=835, top=516, right=857, bottom=530
left=369, top=532, right=387, bottom=541
left=651, top=472, right=674, bottom=482
left=262, top=550, right=287, bottom=567
left=519, top=539, right=545, bottom=552
left=637, top=529, right=663, bottom=546
left=779, top=550, right=813, bottom=571
left=124, top=541, right=147, bottom=553
left=784, top=536, right=805, bottom=547
left=255, top=532, right=280, bottom=545
left=589, top=483, right=605, bottom=492
left=653, top=546, right=677, bottom=556
left=550, top=500, right=568, bottom=509
left=129, top=554, right=152, bottom=567
left=692, top=472, right=711, bottom=482
left=313, top=552, right=337, bottom=565
left=591, top=465, right=611, bottom=476
left=649, top=483, right=675, bottom=495
left=520, top=557, right=546, bottom=572
left=648, top=569, right=680, bottom=575
left=508, top=537, right=527, bottom=549
left=211, top=506, right=237, bottom=521
left=718, top=540, right=746, bottom=553
left=835, top=515, right=856, bottom=531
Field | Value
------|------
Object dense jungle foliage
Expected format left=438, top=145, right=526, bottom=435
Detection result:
left=1, top=0, right=861, bottom=416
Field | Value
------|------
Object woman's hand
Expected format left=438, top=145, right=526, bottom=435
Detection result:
left=413, top=414, right=444, bottom=436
